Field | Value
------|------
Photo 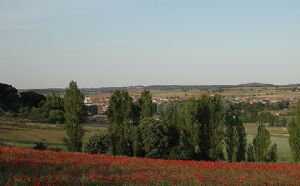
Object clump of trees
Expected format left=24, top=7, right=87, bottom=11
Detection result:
left=288, top=101, right=300, bottom=162
left=81, top=89, right=282, bottom=163
left=239, top=101, right=290, bottom=126
left=0, top=82, right=67, bottom=123
left=97, top=90, right=251, bottom=162
left=86, top=89, right=278, bottom=163
left=247, top=124, right=277, bottom=162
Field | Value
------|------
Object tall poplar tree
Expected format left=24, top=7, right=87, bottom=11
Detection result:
left=253, top=124, right=271, bottom=162
left=63, top=81, right=85, bottom=152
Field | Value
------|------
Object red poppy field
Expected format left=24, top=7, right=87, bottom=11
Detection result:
left=1, top=147, right=300, bottom=186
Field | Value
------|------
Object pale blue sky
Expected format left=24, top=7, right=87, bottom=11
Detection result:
left=0, top=0, right=300, bottom=89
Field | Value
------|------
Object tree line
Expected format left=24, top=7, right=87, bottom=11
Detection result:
left=81, top=86, right=282, bottom=163
left=2, top=81, right=300, bottom=163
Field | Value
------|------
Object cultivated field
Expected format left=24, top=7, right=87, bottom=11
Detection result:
left=0, top=120, right=108, bottom=150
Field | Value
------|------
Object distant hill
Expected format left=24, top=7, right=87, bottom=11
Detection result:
left=19, top=83, right=300, bottom=94
left=237, top=83, right=276, bottom=87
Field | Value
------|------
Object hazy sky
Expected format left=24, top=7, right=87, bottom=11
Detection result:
left=1, top=0, right=300, bottom=89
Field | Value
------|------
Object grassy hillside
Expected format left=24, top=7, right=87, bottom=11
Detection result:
left=0, top=121, right=292, bottom=162
left=1, top=147, right=300, bottom=185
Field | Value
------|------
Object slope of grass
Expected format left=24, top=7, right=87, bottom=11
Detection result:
left=1, top=147, right=300, bottom=186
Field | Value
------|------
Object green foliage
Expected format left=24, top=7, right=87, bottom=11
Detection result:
left=236, top=124, right=247, bottom=162
left=63, top=81, right=85, bottom=152
left=109, top=122, right=133, bottom=156
left=267, top=143, right=278, bottom=163
left=44, top=93, right=64, bottom=111
left=0, top=108, right=3, bottom=116
left=241, top=110, right=258, bottom=123
left=107, top=90, right=136, bottom=156
left=131, top=126, right=144, bottom=157
left=157, top=101, right=179, bottom=125
left=33, top=140, right=48, bottom=151
left=258, top=111, right=279, bottom=126
left=225, top=126, right=239, bottom=162
left=253, top=124, right=271, bottom=162
left=177, top=99, right=200, bottom=158
left=48, top=110, right=64, bottom=123
left=247, top=143, right=255, bottom=162
left=140, top=118, right=171, bottom=158
left=169, top=131, right=194, bottom=160
left=107, top=90, right=134, bottom=124
left=85, top=133, right=110, bottom=154
left=18, top=106, right=31, bottom=118
left=0, top=83, right=21, bottom=112
left=225, top=104, right=246, bottom=162
left=198, top=95, right=225, bottom=161
left=139, top=89, right=154, bottom=120
left=20, top=91, right=46, bottom=108
left=31, top=107, right=49, bottom=122
left=288, top=101, right=300, bottom=162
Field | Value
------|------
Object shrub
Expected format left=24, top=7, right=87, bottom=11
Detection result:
left=18, top=106, right=31, bottom=118
left=267, top=143, right=278, bottom=163
left=48, top=110, right=64, bottom=123
left=85, top=133, right=110, bottom=154
left=33, top=140, right=48, bottom=151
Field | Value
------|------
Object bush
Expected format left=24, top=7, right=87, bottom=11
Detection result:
left=31, top=107, right=49, bottom=122
left=85, top=133, right=110, bottom=154
left=247, top=143, right=255, bottom=162
left=18, top=106, right=31, bottom=118
left=33, top=140, right=48, bottom=151
left=48, top=110, right=64, bottom=123
left=267, top=143, right=278, bottom=163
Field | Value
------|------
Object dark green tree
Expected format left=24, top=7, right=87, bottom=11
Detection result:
left=44, top=93, right=64, bottom=111
left=253, top=124, right=271, bottom=162
left=267, top=143, right=278, bottom=163
left=288, top=101, right=300, bottom=162
left=225, top=104, right=247, bottom=162
left=48, top=110, right=64, bottom=123
left=139, top=89, right=154, bottom=120
left=140, top=118, right=171, bottom=158
left=107, top=90, right=134, bottom=124
left=247, top=143, right=255, bottom=162
left=63, top=81, right=85, bottom=152
left=107, top=90, right=135, bottom=155
left=131, top=125, right=144, bottom=157
left=236, top=123, right=247, bottom=162
left=198, top=95, right=225, bottom=161
left=0, top=83, right=21, bottom=112
left=157, top=101, right=179, bottom=125
left=20, top=91, right=46, bottom=108
left=85, top=133, right=110, bottom=154
left=177, top=99, right=200, bottom=159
